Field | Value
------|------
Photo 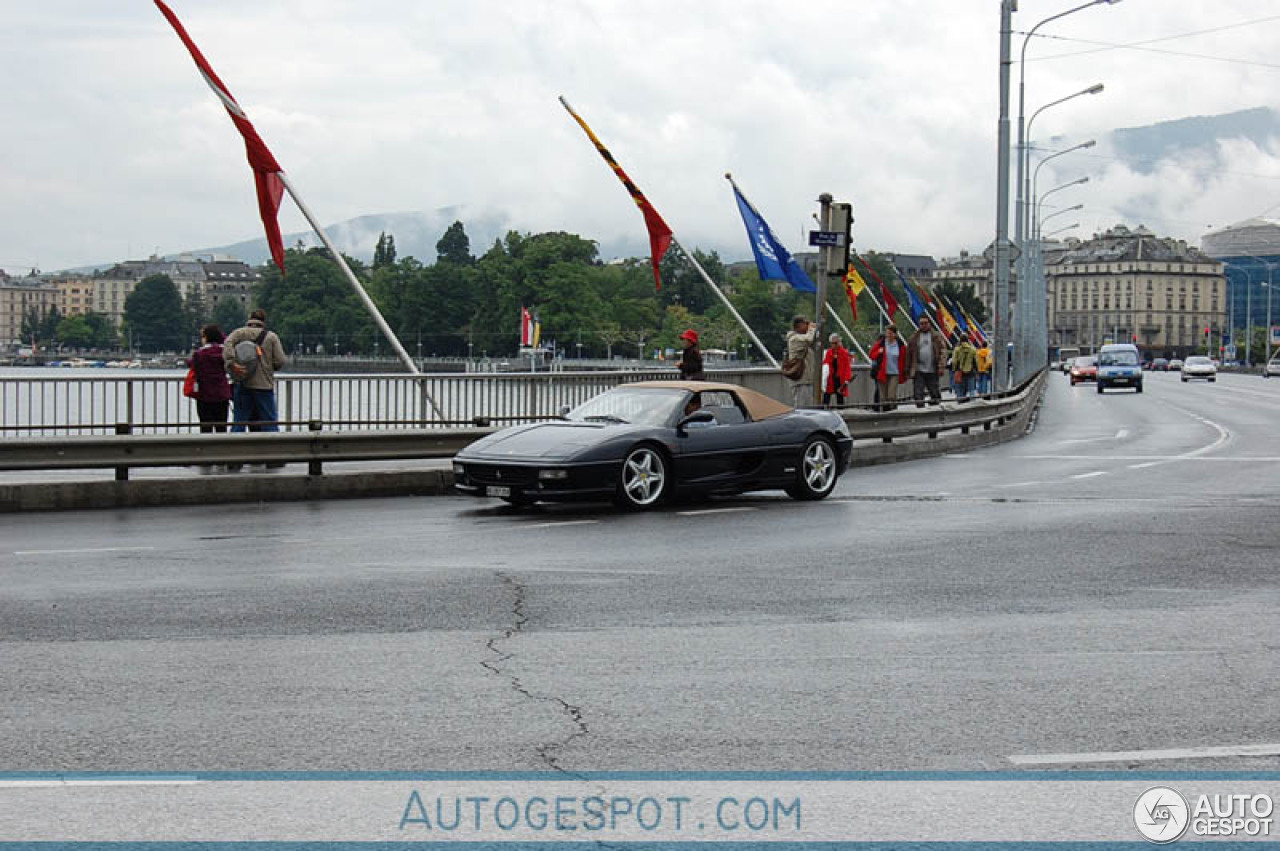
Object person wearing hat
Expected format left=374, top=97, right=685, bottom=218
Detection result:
left=677, top=329, right=705, bottom=380
left=784, top=315, right=818, bottom=407
left=821, top=332, right=854, bottom=407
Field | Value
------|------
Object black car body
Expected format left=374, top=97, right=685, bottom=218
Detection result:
left=453, top=381, right=854, bottom=509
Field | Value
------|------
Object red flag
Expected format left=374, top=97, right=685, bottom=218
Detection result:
left=520, top=307, right=533, bottom=347
left=154, top=1, right=287, bottom=274
left=559, top=97, right=673, bottom=289
left=854, top=253, right=898, bottom=321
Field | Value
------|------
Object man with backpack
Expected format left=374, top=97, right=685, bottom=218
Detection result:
left=223, top=308, right=288, bottom=433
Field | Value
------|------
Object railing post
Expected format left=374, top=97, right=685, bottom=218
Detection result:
left=308, top=420, right=323, bottom=476
left=114, top=422, right=130, bottom=481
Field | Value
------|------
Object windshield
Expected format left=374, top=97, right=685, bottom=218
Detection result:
left=1074, top=356, right=1096, bottom=367
left=1186, top=356, right=1212, bottom=365
left=564, top=387, right=687, bottom=427
left=1099, top=350, right=1138, bottom=366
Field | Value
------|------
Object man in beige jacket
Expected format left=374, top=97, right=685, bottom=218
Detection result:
left=785, top=315, right=818, bottom=407
left=223, top=308, right=288, bottom=433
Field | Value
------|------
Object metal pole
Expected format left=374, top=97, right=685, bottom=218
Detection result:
left=671, top=236, right=779, bottom=369
left=277, top=175, right=417, bottom=377
left=826, top=306, right=870, bottom=361
left=814, top=194, right=833, bottom=405
left=994, top=0, right=1014, bottom=391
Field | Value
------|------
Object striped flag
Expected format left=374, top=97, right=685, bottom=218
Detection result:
left=842, top=263, right=867, bottom=320
left=154, top=1, right=287, bottom=274
left=854, top=253, right=898, bottom=320
left=560, top=97, right=673, bottom=290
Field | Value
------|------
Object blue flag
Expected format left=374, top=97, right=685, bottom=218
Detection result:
left=898, top=273, right=927, bottom=323
left=732, top=186, right=816, bottom=293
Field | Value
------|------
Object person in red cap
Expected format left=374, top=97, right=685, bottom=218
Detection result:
left=677, top=329, right=705, bottom=380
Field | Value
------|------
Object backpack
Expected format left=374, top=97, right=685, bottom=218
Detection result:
left=227, top=327, right=270, bottom=383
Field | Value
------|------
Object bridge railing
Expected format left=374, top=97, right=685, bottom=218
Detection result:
left=0, top=368, right=796, bottom=437
left=0, top=371, right=1045, bottom=481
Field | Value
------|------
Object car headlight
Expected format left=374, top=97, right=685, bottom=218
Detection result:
left=452, top=462, right=465, bottom=475
left=538, top=469, right=569, bottom=481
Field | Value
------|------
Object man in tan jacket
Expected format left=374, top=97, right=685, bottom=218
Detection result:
left=223, top=308, right=288, bottom=433
left=784, top=315, right=818, bottom=407
left=904, top=315, right=948, bottom=407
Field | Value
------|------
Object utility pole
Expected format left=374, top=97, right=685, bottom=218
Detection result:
left=994, top=0, right=1016, bottom=389
left=814, top=194, right=833, bottom=405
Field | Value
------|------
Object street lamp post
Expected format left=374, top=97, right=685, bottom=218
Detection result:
left=1015, top=0, right=1119, bottom=250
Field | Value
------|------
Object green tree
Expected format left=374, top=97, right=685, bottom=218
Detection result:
left=436, top=221, right=473, bottom=266
left=55, top=314, right=95, bottom=350
left=212, top=297, right=247, bottom=332
left=83, top=311, right=118, bottom=350
left=124, top=274, right=185, bottom=351
left=256, top=247, right=373, bottom=354
left=373, top=232, right=397, bottom=269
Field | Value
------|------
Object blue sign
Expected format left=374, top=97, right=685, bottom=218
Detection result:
left=808, top=230, right=845, bottom=247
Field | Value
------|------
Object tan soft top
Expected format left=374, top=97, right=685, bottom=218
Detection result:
left=626, top=380, right=794, bottom=421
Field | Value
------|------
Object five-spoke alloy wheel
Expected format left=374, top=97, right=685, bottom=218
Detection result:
left=787, top=436, right=839, bottom=501
left=616, top=445, right=668, bottom=510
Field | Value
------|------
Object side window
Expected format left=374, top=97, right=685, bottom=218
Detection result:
left=701, top=391, right=749, bottom=424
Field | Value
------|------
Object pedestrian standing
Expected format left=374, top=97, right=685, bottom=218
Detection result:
left=868, top=326, right=904, bottom=412
left=822, top=333, right=853, bottom=407
left=952, top=337, right=980, bottom=401
left=677, top=329, right=705, bottom=380
left=783, top=315, right=818, bottom=407
left=976, top=340, right=993, bottom=395
left=188, top=324, right=232, bottom=433
left=905, top=315, right=948, bottom=407
left=223, top=308, right=288, bottom=433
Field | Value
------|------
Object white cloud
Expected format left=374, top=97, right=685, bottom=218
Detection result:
left=3, top=0, right=1280, bottom=271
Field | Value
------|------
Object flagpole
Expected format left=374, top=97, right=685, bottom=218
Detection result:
left=671, top=237, right=780, bottom=369
left=825, top=305, right=870, bottom=361
left=854, top=253, right=919, bottom=332
left=276, top=175, right=420, bottom=371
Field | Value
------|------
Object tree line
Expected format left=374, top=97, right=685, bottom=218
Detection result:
left=32, top=220, right=992, bottom=359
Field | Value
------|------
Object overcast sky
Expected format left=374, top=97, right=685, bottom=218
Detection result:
left=4, top=0, right=1280, bottom=273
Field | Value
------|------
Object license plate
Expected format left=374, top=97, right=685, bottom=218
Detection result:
left=486, top=486, right=511, bottom=498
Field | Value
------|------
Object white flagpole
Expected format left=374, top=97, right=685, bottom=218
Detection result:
left=671, top=237, right=780, bottom=369
left=825, top=305, right=870, bottom=361
left=276, top=174, right=445, bottom=418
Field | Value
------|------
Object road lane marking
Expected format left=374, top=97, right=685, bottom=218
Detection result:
left=1009, top=743, right=1280, bottom=766
left=1070, top=471, right=1109, bottom=479
left=0, top=777, right=201, bottom=787
left=677, top=507, right=757, bottom=516
left=1018, top=454, right=1280, bottom=462
left=1128, top=461, right=1160, bottom=469
left=1057, top=428, right=1130, bottom=445
left=521, top=520, right=601, bottom=529
left=11, top=546, right=157, bottom=556
left=996, top=481, right=1044, bottom=489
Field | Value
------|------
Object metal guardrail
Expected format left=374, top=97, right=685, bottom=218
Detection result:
left=0, top=367, right=796, bottom=436
left=0, top=371, right=1046, bottom=481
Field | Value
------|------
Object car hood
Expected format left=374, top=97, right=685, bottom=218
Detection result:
left=458, top=421, right=617, bottom=460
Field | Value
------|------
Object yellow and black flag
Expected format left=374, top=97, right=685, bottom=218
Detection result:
left=560, top=96, right=673, bottom=290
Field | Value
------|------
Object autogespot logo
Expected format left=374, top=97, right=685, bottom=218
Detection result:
left=1134, top=786, right=1190, bottom=844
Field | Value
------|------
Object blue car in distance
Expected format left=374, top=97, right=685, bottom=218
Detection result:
left=1096, top=343, right=1143, bottom=394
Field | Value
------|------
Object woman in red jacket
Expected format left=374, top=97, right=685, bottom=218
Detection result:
left=867, top=326, right=904, bottom=412
left=188, top=324, right=233, bottom=432
left=822, top=333, right=854, bottom=407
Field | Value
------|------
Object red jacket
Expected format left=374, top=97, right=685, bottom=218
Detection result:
left=822, top=345, right=853, bottom=395
left=188, top=343, right=232, bottom=403
left=868, top=337, right=905, bottom=383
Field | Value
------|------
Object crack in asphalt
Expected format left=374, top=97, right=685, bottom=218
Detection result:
left=481, top=571, right=591, bottom=777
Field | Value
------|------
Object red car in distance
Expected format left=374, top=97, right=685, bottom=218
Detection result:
left=1069, top=355, right=1098, bottom=386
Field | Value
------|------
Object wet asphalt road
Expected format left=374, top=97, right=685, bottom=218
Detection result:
left=1, top=370, right=1278, bottom=772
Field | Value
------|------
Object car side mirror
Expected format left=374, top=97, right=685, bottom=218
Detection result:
left=558, top=405, right=572, bottom=419
left=677, top=410, right=716, bottom=434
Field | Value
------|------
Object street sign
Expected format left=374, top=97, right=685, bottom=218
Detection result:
left=808, top=230, right=845, bottom=247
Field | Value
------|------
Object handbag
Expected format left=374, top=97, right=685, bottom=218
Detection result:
left=780, top=357, right=805, bottom=381
left=953, top=370, right=965, bottom=385
left=183, top=367, right=199, bottom=399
